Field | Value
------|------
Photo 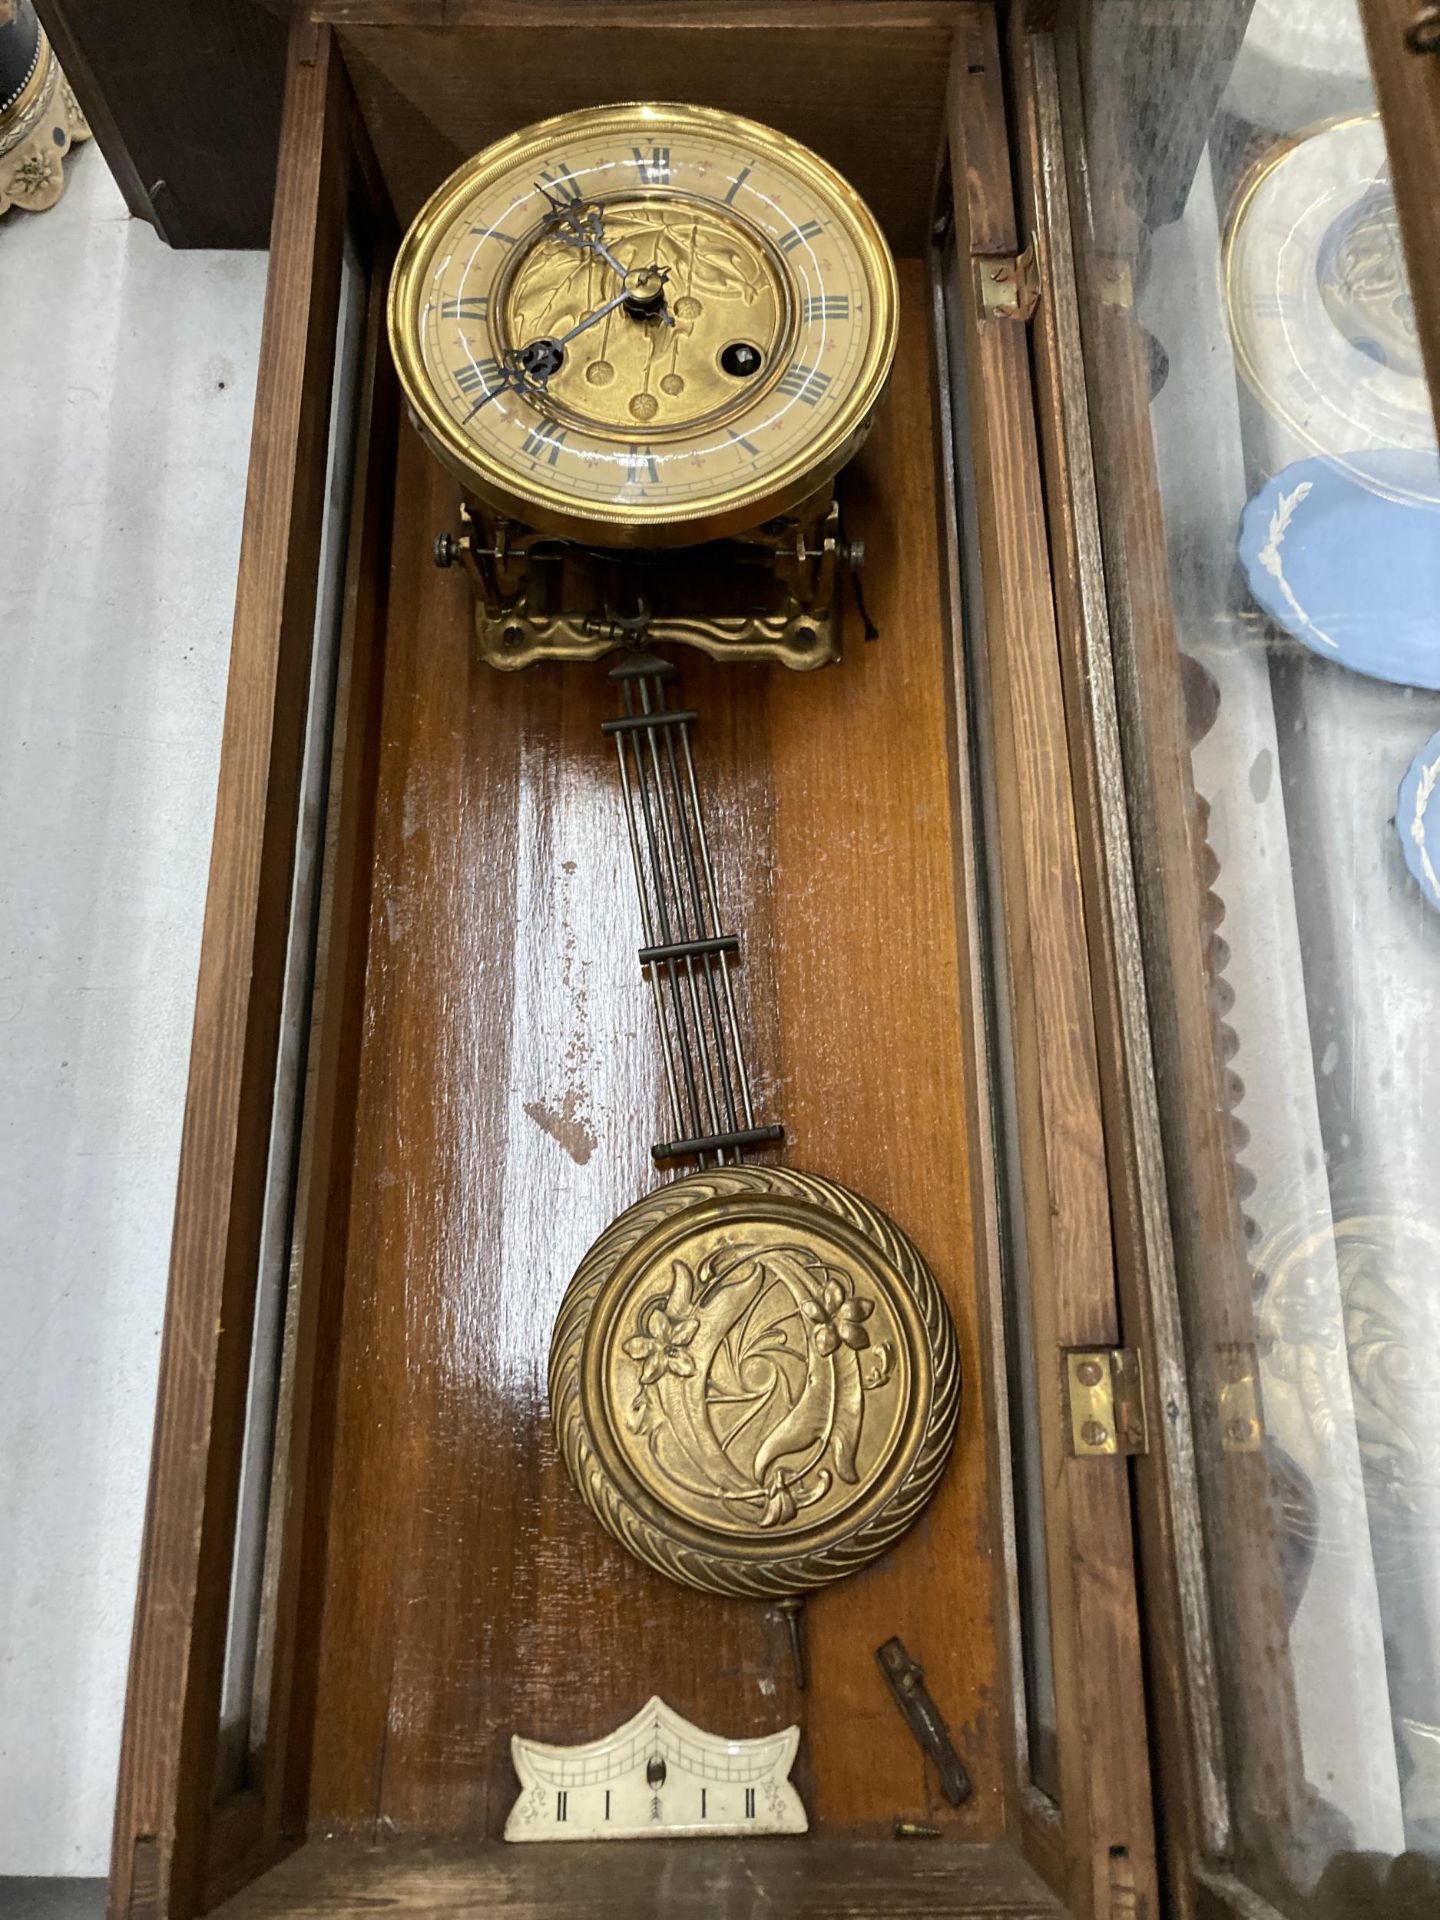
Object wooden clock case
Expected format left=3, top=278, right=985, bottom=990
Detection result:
left=103, top=6, right=1440, bottom=1920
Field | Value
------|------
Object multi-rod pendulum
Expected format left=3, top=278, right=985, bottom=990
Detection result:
left=604, top=653, right=785, bottom=1169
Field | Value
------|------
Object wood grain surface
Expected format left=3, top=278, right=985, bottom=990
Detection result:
left=1360, top=0, right=1440, bottom=450
left=944, top=17, right=1158, bottom=1920
left=303, top=260, right=1004, bottom=1841
left=105, top=30, right=351, bottom=1920
left=1010, top=26, right=1223, bottom=1919
left=209, top=1836, right=1065, bottom=1919
left=37, top=0, right=290, bottom=247
left=1039, top=2, right=1314, bottom=1898
left=246, top=243, right=401, bottom=1894
left=325, top=4, right=967, bottom=253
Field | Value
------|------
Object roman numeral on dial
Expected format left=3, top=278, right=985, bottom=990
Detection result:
left=521, top=423, right=568, bottom=465
left=626, top=447, right=661, bottom=486
left=776, top=363, right=831, bottom=404
left=723, top=165, right=753, bottom=206
left=802, top=293, right=849, bottom=322
left=780, top=219, right=823, bottom=253
left=440, top=294, right=489, bottom=320
left=539, top=162, right=584, bottom=204
left=455, top=357, right=503, bottom=394
left=632, top=145, right=671, bottom=186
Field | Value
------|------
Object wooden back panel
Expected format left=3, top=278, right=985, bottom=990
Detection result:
left=319, top=2, right=965, bottom=253
left=304, top=255, right=1006, bottom=1838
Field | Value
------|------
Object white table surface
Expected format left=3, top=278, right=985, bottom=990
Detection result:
left=0, top=145, right=268, bottom=1876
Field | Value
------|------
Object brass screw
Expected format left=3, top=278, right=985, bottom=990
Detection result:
left=1081, top=1418, right=1110, bottom=1449
left=893, top=1818, right=942, bottom=1840
left=1076, top=1357, right=1104, bottom=1387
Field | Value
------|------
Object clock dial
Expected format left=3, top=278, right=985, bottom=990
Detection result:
left=388, top=102, right=898, bottom=544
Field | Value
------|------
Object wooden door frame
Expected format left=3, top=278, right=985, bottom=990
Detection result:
left=1007, top=4, right=1440, bottom=1918
left=1004, top=1, right=1316, bottom=1910
left=942, top=16, right=1159, bottom=1920
left=1361, top=0, right=1440, bottom=445
left=35, top=0, right=291, bottom=247
left=105, top=23, right=396, bottom=1920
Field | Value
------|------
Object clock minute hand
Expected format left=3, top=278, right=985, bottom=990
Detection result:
left=497, top=274, right=675, bottom=414
left=464, top=296, right=623, bottom=421
left=482, top=291, right=630, bottom=419
left=551, top=286, right=631, bottom=345
left=513, top=283, right=643, bottom=375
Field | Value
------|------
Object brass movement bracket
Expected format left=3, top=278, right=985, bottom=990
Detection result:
left=434, top=488, right=859, bottom=671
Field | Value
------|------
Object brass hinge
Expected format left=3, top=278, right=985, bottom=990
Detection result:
left=1065, top=1348, right=1147, bottom=1456
left=1094, top=254, right=1134, bottom=311
left=974, top=242, right=1039, bottom=322
left=1217, top=1342, right=1264, bottom=1452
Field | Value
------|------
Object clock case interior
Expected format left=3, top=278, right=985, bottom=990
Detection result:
left=112, top=8, right=1156, bottom=1920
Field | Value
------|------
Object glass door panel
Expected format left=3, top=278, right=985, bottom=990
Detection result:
left=1042, top=0, right=1440, bottom=1908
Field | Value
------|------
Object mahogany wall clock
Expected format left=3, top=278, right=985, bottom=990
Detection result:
left=388, top=100, right=959, bottom=1611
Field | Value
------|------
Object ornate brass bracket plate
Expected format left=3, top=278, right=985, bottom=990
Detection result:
left=436, top=487, right=852, bottom=671
left=550, top=1164, right=960, bottom=1597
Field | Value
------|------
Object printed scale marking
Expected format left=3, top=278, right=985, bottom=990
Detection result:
left=505, top=1695, right=806, bottom=1841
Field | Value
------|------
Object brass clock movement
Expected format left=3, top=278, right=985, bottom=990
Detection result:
left=389, top=104, right=958, bottom=1612
left=388, top=100, right=896, bottom=669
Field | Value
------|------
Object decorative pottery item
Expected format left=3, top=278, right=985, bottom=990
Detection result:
left=0, top=0, right=89, bottom=218
left=1238, top=449, right=1440, bottom=689
left=1225, top=116, right=1435, bottom=462
left=1398, top=730, right=1440, bottom=913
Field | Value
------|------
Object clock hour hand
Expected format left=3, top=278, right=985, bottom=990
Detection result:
left=537, top=189, right=630, bottom=283
left=537, top=189, right=677, bottom=329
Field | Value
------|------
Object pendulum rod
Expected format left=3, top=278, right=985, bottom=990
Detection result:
left=610, top=676, right=710, bottom=1157
left=603, top=654, right=784, bottom=1168
left=637, top=674, right=740, bottom=1143
left=629, top=674, right=726, bottom=1155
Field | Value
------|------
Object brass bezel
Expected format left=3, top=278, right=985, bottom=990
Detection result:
left=388, top=101, right=899, bottom=548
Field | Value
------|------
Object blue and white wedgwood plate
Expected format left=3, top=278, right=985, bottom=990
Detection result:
left=1238, top=448, right=1440, bottom=689
left=1225, top=116, right=1436, bottom=459
left=1397, top=730, right=1440, bottom=913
